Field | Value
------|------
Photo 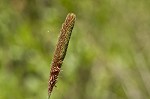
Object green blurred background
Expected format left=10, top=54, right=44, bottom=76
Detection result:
left=0, top=0, right=150, bottom=99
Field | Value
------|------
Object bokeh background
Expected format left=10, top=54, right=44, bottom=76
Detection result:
left=0, top=0, right=150, bottom=99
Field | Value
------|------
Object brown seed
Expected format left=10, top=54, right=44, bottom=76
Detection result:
left=48, top=13, right=76, bottom=98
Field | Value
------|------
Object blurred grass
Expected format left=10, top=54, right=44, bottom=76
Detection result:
left=0, top=0, right=150, bottom=99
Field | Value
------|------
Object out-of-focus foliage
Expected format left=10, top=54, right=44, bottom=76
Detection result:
left=0, top=0, right=150, bottom=99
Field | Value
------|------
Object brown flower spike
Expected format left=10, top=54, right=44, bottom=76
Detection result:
left=48, top=13, right=76, bottom=98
